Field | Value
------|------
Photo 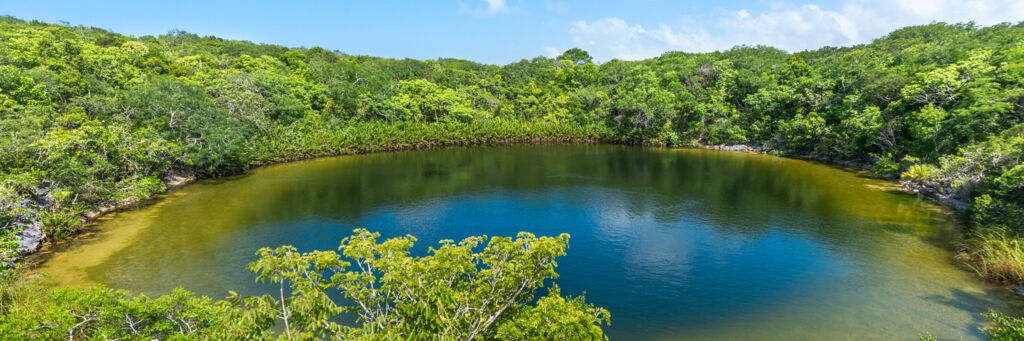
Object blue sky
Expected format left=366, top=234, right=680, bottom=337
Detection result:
left=1, top=0, right=1021, bottom=64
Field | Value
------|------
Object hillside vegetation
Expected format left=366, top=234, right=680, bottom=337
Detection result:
left=0, top=16, right=1023, bottom=339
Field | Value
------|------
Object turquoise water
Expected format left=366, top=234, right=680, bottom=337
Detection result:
left=36, top=145, right=1024, bottom=339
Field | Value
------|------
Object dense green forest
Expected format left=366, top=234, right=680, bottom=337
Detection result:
left=1, top=16, right=1024, bottom=339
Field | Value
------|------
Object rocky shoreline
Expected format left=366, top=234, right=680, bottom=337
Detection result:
left=5, top=172, right=197, bottom=262
left=899, top=178, right=973, bottom=211
left=5, top=141, right=973, bottom=264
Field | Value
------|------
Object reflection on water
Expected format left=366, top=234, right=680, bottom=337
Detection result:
left=33, top=145, right=1024, bottom=340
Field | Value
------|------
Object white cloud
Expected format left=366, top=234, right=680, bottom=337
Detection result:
left=484, top=0, right=510, bottom=15
left=544, top=46, right=562, bottom=58
left=718, top=3, right=860, bottom=50
left=568, top=17, right=719, bottom=61
left=854, top=0, right=1024, bottom=37
left=565, top=0, right=1024, bottom=61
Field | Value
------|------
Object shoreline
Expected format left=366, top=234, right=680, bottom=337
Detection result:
left=18, top=139, right=966, bottom=263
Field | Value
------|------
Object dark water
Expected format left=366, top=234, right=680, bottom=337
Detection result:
left=36, top=145, right=1024, bottom=340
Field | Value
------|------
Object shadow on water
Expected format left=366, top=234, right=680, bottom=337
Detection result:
left=921, top=288, right=1022, bottom=334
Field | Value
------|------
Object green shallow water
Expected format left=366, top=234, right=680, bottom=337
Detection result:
left=33, top=145, right=1024, bottom=340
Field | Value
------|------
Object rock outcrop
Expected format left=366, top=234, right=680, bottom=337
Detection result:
left=15, top=221, right=44, bottom=254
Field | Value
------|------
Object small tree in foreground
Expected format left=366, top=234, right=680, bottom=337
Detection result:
left=220, top=229, right=610, bottom=340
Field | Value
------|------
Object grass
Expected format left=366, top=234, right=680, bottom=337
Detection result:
left=959, top=226, right=1024, bottom=283
left=0, top=266, right=37, bottom=317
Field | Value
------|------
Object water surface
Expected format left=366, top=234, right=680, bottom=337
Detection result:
left=35, top=145, right=1024, bottom=340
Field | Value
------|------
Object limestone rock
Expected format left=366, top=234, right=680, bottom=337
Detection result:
left=15, top=222, right=44, bottom=254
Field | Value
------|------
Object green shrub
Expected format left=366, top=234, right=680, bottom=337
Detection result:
left=970, top=194, right=1024, bottom=232
left=984, top=312, right=1024, bottom=341
left=39, top=208, right=80, bottom=241
left=871, top=153, right=901, bottom=177
left=901, top=164, right=939, bottom=180
left=0, top=284, right=224, bottom=340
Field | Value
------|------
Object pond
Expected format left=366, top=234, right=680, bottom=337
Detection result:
left=33, top=144, right=1024, bottom=340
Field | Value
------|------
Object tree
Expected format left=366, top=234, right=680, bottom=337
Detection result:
left=608, top=67, right=676, bottom=141
left=223, top=229, right=610, bottom=340
left=383, top=79, right=485, bottom=122
left=557, top=48, right=593, bottom=65
left=119, top=76, right=251, bottom=173
left=30, top=116, right=179, bottom=206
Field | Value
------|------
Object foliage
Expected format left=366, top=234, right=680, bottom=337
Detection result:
left=118, top=76, right=251, bottom=173
left=902, top=164, right=939, bottom=181
left=983, top=312, right=1024, bottom=341
left=0, top=280, right=224, bottom=340
left=38, top=207, right=79, bottom=241
left=382, top=79, right=487, bottom=122
left=30, top=118, right=179, bottom=207
left=246, top=118, right=610, bottom=164
left=934, top=125, right=1024, bottom=197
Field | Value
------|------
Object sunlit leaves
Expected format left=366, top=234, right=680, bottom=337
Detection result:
left=228, top=229, right=609, bottom=340
left=0, top=285, right=224, bottom=340
left=30, top=118, right=178, bottom=206
left=383, top=79, right=486, bottom=123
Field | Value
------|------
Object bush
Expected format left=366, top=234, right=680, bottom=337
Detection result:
left=0, top=284, right=223, bottom=340
left=39, top=208, right=80, bottom=241
left=902, top=163, right=939, bottom=180
left=30, top=120, right=179, bottom=206
left=934, top=124, right=1024, bottom=196
left=984, top=312, right=1024, bottom=341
